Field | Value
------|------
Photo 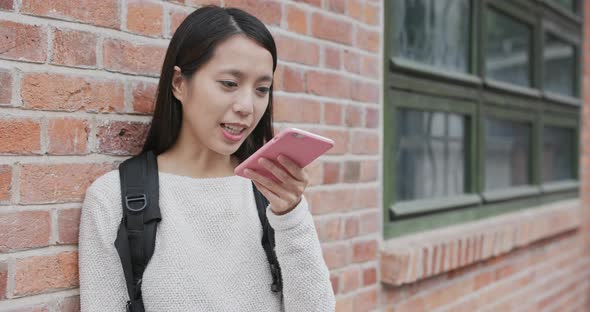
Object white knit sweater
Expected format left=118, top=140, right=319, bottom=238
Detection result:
left=78, top=170, right=335, bottom=312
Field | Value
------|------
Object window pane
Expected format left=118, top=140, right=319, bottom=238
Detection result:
left=544, top=34, right=576, bottom=97
left=393, top=0, right=470, bottom=73
left=543, top=127, right=574, bottom=182
left=484, top=118, right=531, bottom=190
left=396, top=109, right=467, bottom=201
left=485, top=9, right=532, bottom=87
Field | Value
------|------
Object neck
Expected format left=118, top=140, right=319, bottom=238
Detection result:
left=156, top=129, right=238, bottom=179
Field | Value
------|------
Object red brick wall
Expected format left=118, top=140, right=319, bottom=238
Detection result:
left=0, top=0, right=588, bottom=311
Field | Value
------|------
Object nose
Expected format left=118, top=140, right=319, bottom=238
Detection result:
left=233, top=90, right=255, bottom=116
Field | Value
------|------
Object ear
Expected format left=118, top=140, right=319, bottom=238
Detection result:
left=171, top=66, right=186, bottom=103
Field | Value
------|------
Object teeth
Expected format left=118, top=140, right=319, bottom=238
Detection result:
left=222, top=124, right=244, bottom=134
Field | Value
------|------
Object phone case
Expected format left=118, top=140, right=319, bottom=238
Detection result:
left=234, top=128, right=334, bottom=182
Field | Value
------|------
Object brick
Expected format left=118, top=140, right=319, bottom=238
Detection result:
left=366, top=108, right=379, bottom=128
left=355, top=288, right=378, bottom=312
left=132, top=81, right=157, bottom=114
left=0, top=69, right=11, bottom=104
left=381, top=250, right=410, bottom=285
left=360, top=160, right=377, bottom=182
left=306, top=71, right=351, bottom=99
left=345, top=105, right=363, bottom=127
left=282, top=66, right=306, bottom=92
left=225, top=0, right=281, bottom=25
left=364, top=3, right=379, bottom=25
left=19, top=163, right=113, bottom=204
left=359, top=212, right=378, bottom=235
left=96, top=121, right=150, bottom=156
left=14, top=252, right=78, bottom=296
left=103, top=39, right=166, bottom=76
left=327, top=0, right=346, bottom=14
left=311, top=13, right=352, bottom=45
left=0, top=0, right=13, bottom=10
left=57, top=295, right=80, bottom=312
left=275, top=35, right=319, bottom=66
left=351, top=80, right=379, bottom=103
left=58, top=208, right=81, bottom=244
left=330, top=274, right=339, bottom=294
left=0, top=261, right=6, bottom=299
left=322, top=161, right=340, bottom=184
left=361, top=55, right=378, bottom=77
left=353, top=187, right=378, bottom=209
left=340, top=267, right=360, bottom=293
left=343, top=49, right=361, bottom=74
left=323, top=102, right=343, bottom=125
left=324, top=46, right=341, bottom=70
left=21, top=73, right=125, bottom=113
left=343, top=160, right=360, bottom=183
left=0, top=211, right=51, bottom=252
left=51, top=28, right=97, bottom=67
left=306, top=160, right=323, bottom=186
left=314, top=129, right=348, bottom=155
left=21, top=0, right=119, bottom=28
left=352, top=239, right=377, bottom=262
left=357, top=26, right=380, bottom=52
left=335, top=296, right=354, bottom=312
left=343, top=215, right=359, bottom=238
left=169, top=10, right=189, bottom=37
left=47, top=118, right=89, bottom=155
left=317, top=217, right=341, bottom=242
left=351, top=131, right=379, bottom=154
left=127, top=0, right=163, bottom=37
left=310, top=189, right=355, bottom=214
left=347, top=0, right=363, bottom=21
left=362, top=266, right=377, bottom=286
left=274, top=96, right=321, bottom=123
left=0, top=21, right=47, bottom=63
left=0, top=165, right=11, bottom=202
left=286, top=4, right=307, bottom=35
left=0, top=118, right=41, bottom=154
left=322, top=243, right=349, bottom=269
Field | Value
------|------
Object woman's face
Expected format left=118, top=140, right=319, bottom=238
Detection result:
left=173, top=34, right=274, bottom=156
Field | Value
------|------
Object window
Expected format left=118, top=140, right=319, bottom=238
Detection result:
left=384, top=0, right=581, bottom=238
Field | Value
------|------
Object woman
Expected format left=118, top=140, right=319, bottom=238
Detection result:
left=78, top=5, right=335, bottom=312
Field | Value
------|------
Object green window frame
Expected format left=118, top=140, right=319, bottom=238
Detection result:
left=384, top=0, right=582, bottom=239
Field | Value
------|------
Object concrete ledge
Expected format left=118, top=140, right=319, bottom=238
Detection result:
left=381, top=199, right=582, bottom=286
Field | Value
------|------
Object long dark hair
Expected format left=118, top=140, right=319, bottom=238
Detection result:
left=141, top=5, right=276, bottom=162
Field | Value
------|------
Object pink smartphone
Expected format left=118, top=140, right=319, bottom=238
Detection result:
left=234, top=128, right=334, bottom=182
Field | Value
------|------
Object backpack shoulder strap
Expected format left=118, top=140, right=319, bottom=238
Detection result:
left=115, top=151, right=161, bottom=312
left=252, top=182, right=283, bottom=293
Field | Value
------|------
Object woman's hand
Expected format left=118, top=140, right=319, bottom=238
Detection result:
left=244, top=154, right=309, bottom=215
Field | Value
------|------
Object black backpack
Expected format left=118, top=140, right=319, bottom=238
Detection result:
left=114, top=151, right=283, bottom=312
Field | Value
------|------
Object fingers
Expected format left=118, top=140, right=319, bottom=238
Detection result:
left=245, top=168, right=297, bottom=202
left=276, top=155, right=306, bottom=181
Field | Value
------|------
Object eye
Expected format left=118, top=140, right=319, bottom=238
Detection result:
left=219, top=80, right=238, bottom=88
left=256, top=86, right=270, bottom=95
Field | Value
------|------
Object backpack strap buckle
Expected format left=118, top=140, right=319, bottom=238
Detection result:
left=125, top=194, right=147, bottom=212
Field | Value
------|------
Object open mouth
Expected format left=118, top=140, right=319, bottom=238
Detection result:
left=220, top=123, right=246, bottom=135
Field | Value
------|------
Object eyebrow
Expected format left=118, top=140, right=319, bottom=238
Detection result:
left=219, top=69, right=273, bottom=83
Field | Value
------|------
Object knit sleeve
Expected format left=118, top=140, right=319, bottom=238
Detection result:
left=266, top=196, right=336, bottom=312
left=78, top=180, right=129, bottom=312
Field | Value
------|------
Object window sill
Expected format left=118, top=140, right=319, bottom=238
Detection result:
left=484, top=79, right=542, bottom=99
left=380, top=199, right=581, bottom=286
left=390, top=57, right=482, bottom=87
left=541, top=180, right=579, bottom=193
left=391, top=194, right=482, bottom=217
left=482, top=186, right=541, bottom=203
left=543, top=91, right=582, bottom=107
